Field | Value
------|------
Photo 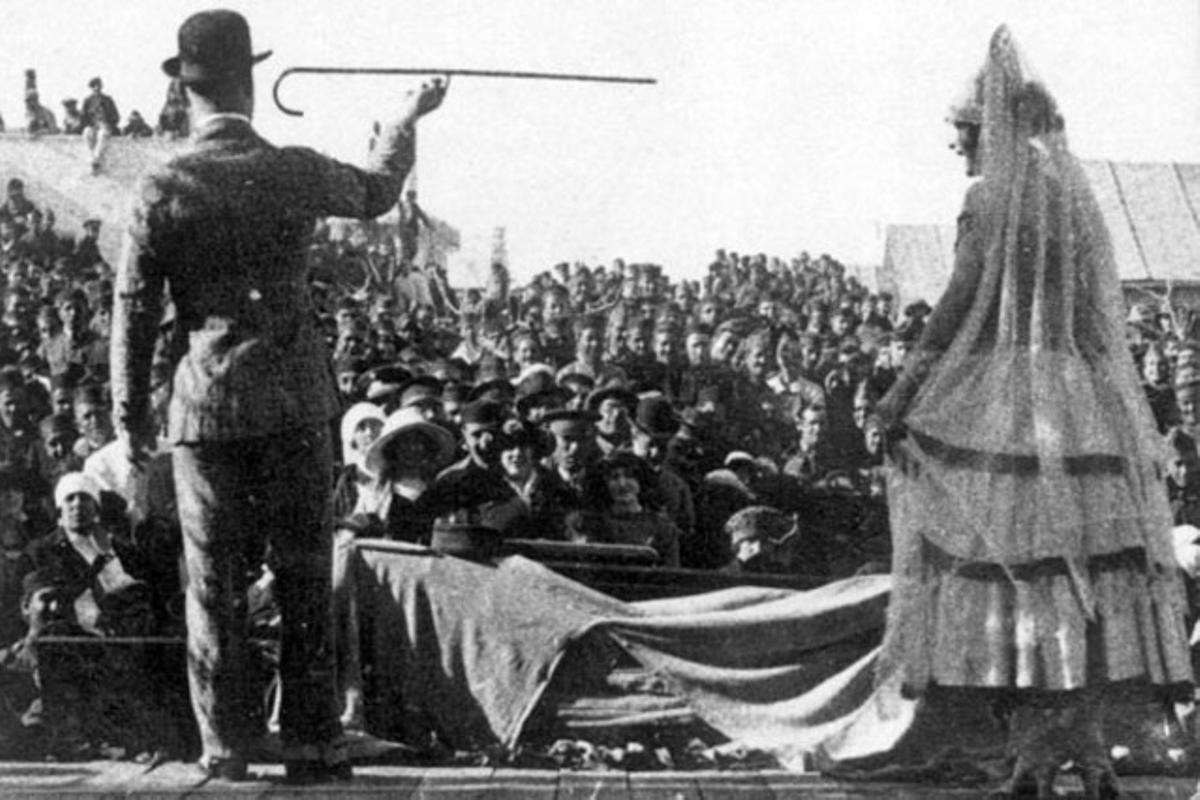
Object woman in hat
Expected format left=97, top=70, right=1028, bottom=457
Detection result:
left=875, top=27, right=1190, bottom=796
left=570, top=451, right=680, bottom=567
left=486, top=419, right=560, bottom=539
left=331, top=403, right=386, bottom=520
left=351, top=406, right=456, bottom=543
left=586, top=384, right=637, bottom=456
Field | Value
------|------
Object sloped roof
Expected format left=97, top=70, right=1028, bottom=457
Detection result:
left=1079, top=159, right=1200, bottom=284
left=882, top=159, right=1200, bottom=307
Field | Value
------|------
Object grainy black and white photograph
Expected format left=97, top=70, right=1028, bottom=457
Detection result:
left=0, top=2, right=1197, bottom=797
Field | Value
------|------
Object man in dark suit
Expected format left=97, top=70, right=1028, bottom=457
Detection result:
left=110, top=9, right=448, bottom=783
left=81, top=77, right=120, bottom=175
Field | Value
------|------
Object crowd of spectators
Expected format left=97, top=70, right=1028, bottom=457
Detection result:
left=1, top=69, right=189, bottom=173
left=0, top=166, right=1195, bottom=760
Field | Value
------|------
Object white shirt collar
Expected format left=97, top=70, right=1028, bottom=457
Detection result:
left=193, top=112, right=253, bottom=133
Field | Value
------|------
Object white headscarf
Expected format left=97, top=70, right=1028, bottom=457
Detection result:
left=340, top=402, right=385, bottom=469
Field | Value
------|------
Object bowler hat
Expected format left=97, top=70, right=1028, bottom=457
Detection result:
left=631, top=395, right=680, bottom=439
left=162, top=10, right=273, bottom=84
left=541, top=408, right=600, bottom=430
left=461, top=399, right=508, bottom=427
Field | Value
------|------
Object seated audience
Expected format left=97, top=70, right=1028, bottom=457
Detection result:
left=569, top=451, right=681, bottom=566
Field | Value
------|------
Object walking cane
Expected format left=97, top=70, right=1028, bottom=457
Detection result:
left=273, top=66, right=658, bottom=117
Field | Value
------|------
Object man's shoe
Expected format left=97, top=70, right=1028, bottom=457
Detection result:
left=284, top=760, right=353, bottom=784
left=199, top=757, right=249, bottom=782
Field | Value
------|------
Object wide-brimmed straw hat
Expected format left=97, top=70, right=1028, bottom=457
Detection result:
left=362, top=406, right=456, bottom=477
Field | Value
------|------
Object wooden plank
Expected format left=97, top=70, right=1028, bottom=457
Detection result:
left=688, top=770, right=775, bottom=800
left=758, top=771, right=832, bottom=799
left=483, top=768, right=558, bottom=799
left=627, top=772, right=701, bottom=800
left=347, top=764, right=424, bottom=798
left=556, top=770, right=631, bottom=800
left=82, top=760, right=171, bottom=792
left=413, top=766, right=496, bottom=799
left=139, top=760, right=282, bottom=799
left=253, top=764, right=420, bottom=800
left=0, top=761, right=102, bottom=793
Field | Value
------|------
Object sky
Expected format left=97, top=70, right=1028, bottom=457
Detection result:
left=2, top=1, right=1198, bottom=284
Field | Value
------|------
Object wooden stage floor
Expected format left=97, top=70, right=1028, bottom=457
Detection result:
left=2, top=761, right=1199, bottom=799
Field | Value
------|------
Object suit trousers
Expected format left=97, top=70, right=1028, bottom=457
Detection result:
left=173, top=424, right=342, bottom=765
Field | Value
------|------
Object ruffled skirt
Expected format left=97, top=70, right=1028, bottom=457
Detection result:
left=884, top=539, right=1192, bottom=695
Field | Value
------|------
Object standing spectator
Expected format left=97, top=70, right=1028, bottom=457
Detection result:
left=397, top=189, right=431, bottom=267
left=156, top=78, right=189, bottom=139
left=80, top=77, right=119, bottom=174
left=111, top=9, right=448, bottom=783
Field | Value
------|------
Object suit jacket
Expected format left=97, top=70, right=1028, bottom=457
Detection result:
left=112, top=113, right=414, bottom=443
left=81, top=93, right=119, bottom=131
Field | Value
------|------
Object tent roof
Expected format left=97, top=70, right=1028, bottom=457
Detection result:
left=882, top=159, right=1200, bottom=307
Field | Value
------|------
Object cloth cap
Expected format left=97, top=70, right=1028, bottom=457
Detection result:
left=724, top=451, right=757, bottom=469
left=556, top=369, right=596, bottom=392
left=514, top=364, right=557, bottom=398
left=54, top=471, right=101, bottom=509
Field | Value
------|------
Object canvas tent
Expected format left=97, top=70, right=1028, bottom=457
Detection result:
left=879, top=160, right=1200, bottom=315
